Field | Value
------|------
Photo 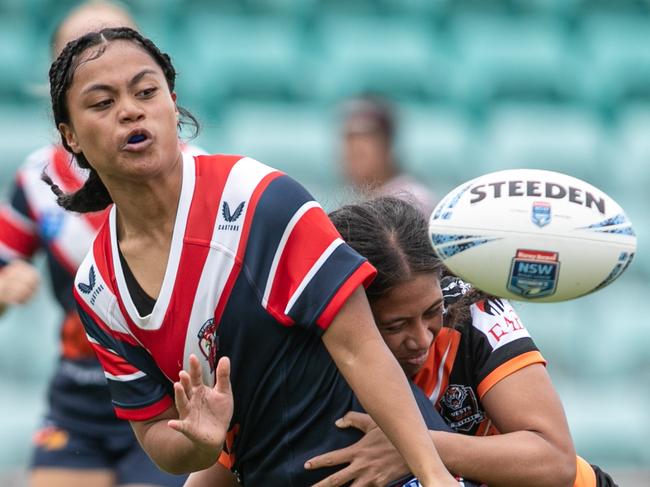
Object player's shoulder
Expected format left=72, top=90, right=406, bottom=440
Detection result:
left=469, top=298, right=532, bottom=348
left=17, top=144, right=57, bottom=177
left=74, top=233, right=115, bottom=320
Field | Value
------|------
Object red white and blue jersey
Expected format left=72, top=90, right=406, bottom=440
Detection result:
left=74, top=153, right=377, bottom=485
left=0, top=145, right=105, bottom=313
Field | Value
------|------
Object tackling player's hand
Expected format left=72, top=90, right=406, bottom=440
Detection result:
left=0, top=260, right=40, bottom=306
left=305, top=411, right=410, bottom=487
left=168, top=354, right=233, bottom=455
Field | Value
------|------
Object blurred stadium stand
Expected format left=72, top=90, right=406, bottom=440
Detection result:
left=0, top=0, right=648, bottom=484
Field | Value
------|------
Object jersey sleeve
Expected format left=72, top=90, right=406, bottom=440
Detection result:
left=75, top=290, right=174, bottom=421
left=245, top=174, right=376, bottom=334
left=465, top=298, right=547, bottom=399
left=0, top=176, right=40, bottom=266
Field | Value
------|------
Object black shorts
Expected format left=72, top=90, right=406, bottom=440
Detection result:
left=30, top=415, right=187, bottom=486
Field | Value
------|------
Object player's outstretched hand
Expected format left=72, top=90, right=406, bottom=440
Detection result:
left=168, top=354, right=233, bottom=453
left=0, top=260, right=40, bottom=306
left=305, top=411, right=410, bottom=487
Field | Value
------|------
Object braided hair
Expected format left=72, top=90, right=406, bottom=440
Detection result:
left=45, top=26, right=199, bottom=213
left=329, top=196, right=443, bottom=302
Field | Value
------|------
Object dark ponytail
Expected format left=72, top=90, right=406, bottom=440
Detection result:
left=45, top=26, right=199, bottom=213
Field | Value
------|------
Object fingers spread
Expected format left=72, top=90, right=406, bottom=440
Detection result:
left=179, top=370, right=193, bottom=401
left=174, top=381, right=190, bottom=417
left=214, top=356, right=231, bottom=395
left=189, top=354, right=204, bottom=388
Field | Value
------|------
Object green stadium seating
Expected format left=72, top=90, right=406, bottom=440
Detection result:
left=311, top=16, right=447, bottom=101
left=396, top=103, right=478, bottom=193
left=478, top=102, right=608, bottom=186
left=0, top=103, right=57, bottom=189
left=0, top=17, right=42, bottom=101
left=555, top=377, right=650, bottom=466
left=218, top=102, right=339, bottom=190
left=0, top=381, right=46, bottom=469
left=174, top=14, right=304, bottom=108
left=578, top=14, right=650, bottom=110
left=446, top=14, right=578, bottom=109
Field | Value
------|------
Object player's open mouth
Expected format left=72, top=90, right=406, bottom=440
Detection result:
left=122, top=129, right=153, bottom=151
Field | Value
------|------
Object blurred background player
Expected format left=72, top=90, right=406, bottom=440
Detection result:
left=339, top=95, right=437, bottom=216
left=0, top=2, right=193, bottom=487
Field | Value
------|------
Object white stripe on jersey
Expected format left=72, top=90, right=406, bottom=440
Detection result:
left=111, top=152, right=196, bottom=330
left=262, top=200, right=320, bottom=309
left=0, top=239, right=24, bottom=260
left=104, top=370, right=146, bottom=381
left=284, top=238, right=344, bottom=316
left=85, top=334, right=119, bottom=355
left=183, top=157, right=276, bottom=385
left=429, top=340, right=452, bottom=404
left=2, top=202, right=37, bottom=234
left=19, top=147, right=96, bottom=269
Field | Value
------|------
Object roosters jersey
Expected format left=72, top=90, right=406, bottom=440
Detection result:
left=0, top=145, right=105, bottom=312
left=74, top=153, right=378, bottom=485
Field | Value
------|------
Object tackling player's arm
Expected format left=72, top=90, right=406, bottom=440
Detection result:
left=306, top=366, right=576, bottom=487
left=322, top=287, right=458, bottom=487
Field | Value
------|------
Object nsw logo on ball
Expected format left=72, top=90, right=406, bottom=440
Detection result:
left=508, top=249, right=559, bottom=298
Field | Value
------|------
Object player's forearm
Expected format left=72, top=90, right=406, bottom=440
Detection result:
left=323, top=288, right=455, bottom=485
left=184, top=462, right=240, bottom=487
left=339, top=340, right=454, bottom=485
left=432, top=429, right=575, bottom=487
left=135, top=419, right=222, bottom=475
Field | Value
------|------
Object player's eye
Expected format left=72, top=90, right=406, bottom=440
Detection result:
left=138, top=87, right=157, bottom=98
left=90, top=99, right=113, bottom=110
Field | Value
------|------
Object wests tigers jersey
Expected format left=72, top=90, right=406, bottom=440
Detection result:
left=414, top=298, right=604, bottom=486
left=74, top=153, right=377, bottom=485
left=414, top=298, right=545, bottom=436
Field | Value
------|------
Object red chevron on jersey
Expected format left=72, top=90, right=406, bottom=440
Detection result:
left=74, top=153, right=376, bottom=422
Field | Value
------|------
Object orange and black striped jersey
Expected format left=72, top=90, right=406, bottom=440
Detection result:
left=414, top=297, right=545, bottom=436
left=413, top=296, right=614, bottom=487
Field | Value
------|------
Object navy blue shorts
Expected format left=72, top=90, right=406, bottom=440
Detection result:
left=30, top=415, right=187, bottom=486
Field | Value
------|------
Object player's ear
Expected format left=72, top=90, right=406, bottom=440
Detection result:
left=59, top=122, right=82, bottom=154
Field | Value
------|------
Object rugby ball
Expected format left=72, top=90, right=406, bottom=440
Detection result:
left=429, top=169, right=637, bottom=302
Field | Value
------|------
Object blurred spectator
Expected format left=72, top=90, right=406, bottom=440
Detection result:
left=340, top=95, right=437, bottom=215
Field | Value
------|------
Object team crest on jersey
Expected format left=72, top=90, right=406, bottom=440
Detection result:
left=219, top=201, right=245, bottom=231
left=507, top=249, right=559, bottom=298
left=198, top=318, right=219, bottom=372
left=440, top=384, right=485, bottom=432
left=531, top=201, right=551, bottom=227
